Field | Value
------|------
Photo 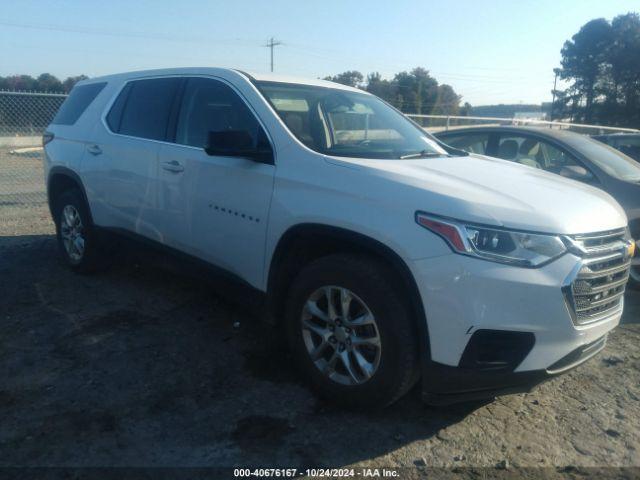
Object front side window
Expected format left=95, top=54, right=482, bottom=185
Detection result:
left=175, top=77, right=264, bottom=149
left=441, top=133, right=490, bottom=154
left=255, top=82, right=447, bottom=159
left=496, top=134, right=582, bottom=173
left=111, top=77, right=181, bottom=141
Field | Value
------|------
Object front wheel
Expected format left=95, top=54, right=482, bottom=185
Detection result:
left=285, top=254, right=420, bottom=408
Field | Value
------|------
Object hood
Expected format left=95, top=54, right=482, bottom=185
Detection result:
left=331, top=154, right=627, bottom=235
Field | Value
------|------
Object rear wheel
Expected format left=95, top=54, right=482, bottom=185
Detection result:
left=285, top=254, right=420, bottom=408
left=53, top=189, right=104, bottom=272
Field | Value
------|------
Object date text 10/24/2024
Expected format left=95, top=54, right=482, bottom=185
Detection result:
left=233, top=468, right=400, bottom=478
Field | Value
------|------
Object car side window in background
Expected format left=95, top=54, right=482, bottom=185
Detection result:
left=496, top=135, right=582, bottom=173
left=116, top=78, right=181, bottom=141
left=614, top=136, right=640, bottom=161
left=175, top=77, right=265, bottom=149
left=442, top=133, right=489, bottom=154
left=51, top=82, right=106, bottom=125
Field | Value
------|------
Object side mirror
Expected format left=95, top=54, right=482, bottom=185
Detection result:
left=559, top=165, right=594, bottom=183
left=205, top=130, right=273, bottom=164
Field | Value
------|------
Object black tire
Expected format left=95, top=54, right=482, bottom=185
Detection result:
left=285, top=253, right=420, bottom=408
left=53, top=188, right=104, bottom=273
left=628, top=267, right=640, bottom=290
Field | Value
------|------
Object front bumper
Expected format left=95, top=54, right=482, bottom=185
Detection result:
left=423, top=334, right=607, bottom=405
left=409, top=252, right=621, bottom=404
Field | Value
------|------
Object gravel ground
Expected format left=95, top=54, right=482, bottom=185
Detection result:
left=1, top=199, right=639, bottom=477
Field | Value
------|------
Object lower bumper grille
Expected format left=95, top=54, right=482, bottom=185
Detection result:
left=566, top=229, right=631, bottom=325
left=547, top=335, right=607, bottom=373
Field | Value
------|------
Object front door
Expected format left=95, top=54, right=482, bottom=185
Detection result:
left=156, top=77, right=276, bottom=288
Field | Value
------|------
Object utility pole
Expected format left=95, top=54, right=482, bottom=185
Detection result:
left=264, top=37, right=282, bottom=72
left=550, top=68, right=560, bottom=124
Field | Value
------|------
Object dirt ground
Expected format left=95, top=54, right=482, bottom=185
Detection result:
left=1, top=199, right=639, bottom=476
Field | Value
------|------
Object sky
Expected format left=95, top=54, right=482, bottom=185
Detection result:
left=0, top=0, right=638, bottom=106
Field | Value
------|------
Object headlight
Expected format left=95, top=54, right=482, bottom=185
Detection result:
left=416, top=212, right=567, bottom=267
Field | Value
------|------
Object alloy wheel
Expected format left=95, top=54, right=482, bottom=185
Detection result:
left=301, top=285, right=382, bottom=386
left=60, top=205, right=85, bottom=262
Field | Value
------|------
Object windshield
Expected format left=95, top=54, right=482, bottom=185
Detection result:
left=255, top=81, right=447, bottom=159
left=570, top=136, right=640, bottom=182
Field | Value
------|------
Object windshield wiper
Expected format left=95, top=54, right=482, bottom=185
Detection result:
left=399, top=150, right=448, bottom=160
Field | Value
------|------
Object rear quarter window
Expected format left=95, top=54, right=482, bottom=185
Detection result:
left=51, top=82, right=106, bottom=125
left=105, top=83, right=132, bottom=132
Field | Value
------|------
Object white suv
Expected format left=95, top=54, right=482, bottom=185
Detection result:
left=43, top=68, right=634, bottom=407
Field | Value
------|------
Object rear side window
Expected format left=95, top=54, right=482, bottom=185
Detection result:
left=105, top=83, right=132, bottom=132
left=51, top=82, right=106, bottom=125
left=110, top=78, right=181, bottom=141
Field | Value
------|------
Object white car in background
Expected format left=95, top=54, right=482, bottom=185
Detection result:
left=43, top=68, right=634, bottom=407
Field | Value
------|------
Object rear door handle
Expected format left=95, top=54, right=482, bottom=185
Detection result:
left=87, top=144, right=102, bottom=156
left=161, top=160, right=184, bottom=173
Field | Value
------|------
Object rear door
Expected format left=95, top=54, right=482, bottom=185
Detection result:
left=85, top=77, right=182, bottom=239
left=156, top=76, right=275, bottom=287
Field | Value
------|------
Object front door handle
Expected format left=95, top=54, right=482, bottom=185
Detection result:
left=161, top=160, right=184, bottom=173
left=87, top=144, right=102, bottom=156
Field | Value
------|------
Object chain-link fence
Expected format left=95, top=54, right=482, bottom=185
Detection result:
left=0, top=91, right=67, bottom=235
left=0, top=91, right=67, bottom=207
left=2, top=91, right=640, bottom=228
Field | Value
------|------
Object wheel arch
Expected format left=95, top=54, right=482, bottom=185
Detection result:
left=265, top=223, right=430, bottom=355
left=47, top=167, right=93, bottom=224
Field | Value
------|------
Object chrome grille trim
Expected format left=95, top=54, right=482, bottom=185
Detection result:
left=575, top=290, right=625, bottom=311
left=564, top=228, right=631, bottom=326
left=577, top=260, right=629, bottom=279
left=565, top=228, right=628, bottom=257
left=572, top=276, right=629, bottom=295
left=573, top=229, right=626, bottom=241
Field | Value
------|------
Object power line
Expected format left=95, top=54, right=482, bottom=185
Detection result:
left=282, top=45, right=552, bottom=82
left=0, top=19, right=553, bottom=104
left=263, top=37, right=282, bottom=72
left=0, top=19, right=552, bottom=82
left=0, top=20, right=259, bottom=47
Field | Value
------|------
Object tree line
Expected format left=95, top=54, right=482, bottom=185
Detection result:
left=323, top=68, right=470, bottom=116
left=555, top=12, right=640, bottom=128
left=4, top=11, right=639, bottom=129
left=4, top=68, right=468, bottom=116
left=0, top=73, right=88, bottom=93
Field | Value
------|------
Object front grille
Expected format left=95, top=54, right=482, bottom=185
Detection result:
left=566, top=228, right=631, bottom=325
